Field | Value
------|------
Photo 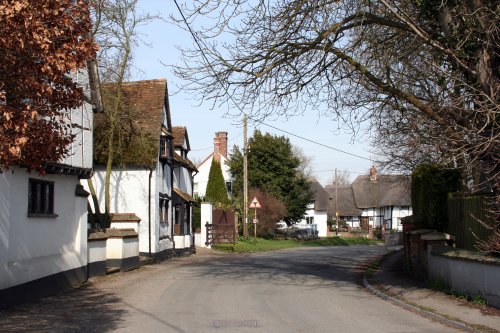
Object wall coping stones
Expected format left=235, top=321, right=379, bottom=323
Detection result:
left=431, top=247, right=500, bottom=266
left=106, top=228, right=138, bottom=239
left=421, top=232, right=452, bottom=241
left=409, top=229, right=436, bottom=236
left=110, top=213, right=141, bottom=223
left=88, top=231, right=108, bottom=241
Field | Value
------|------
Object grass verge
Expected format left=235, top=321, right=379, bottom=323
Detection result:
left=213, top=236, right=382, bottom=253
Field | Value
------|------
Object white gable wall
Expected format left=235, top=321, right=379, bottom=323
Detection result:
left=297, top=203, right=328, bottom=237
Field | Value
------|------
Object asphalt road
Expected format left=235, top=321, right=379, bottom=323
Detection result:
left=0, top=245, right=463, bottom=333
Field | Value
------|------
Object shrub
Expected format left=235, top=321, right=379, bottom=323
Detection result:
left=412, top=164, right=461, bottom=231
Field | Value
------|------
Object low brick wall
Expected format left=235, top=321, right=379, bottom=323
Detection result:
left=428, top=248, right=500, bottom=309
left=106, top=228, right=139, bottom=272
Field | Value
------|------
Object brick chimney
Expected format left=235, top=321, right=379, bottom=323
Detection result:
left=213, top=132, right=228, bottom=161
left=369, top=165, right=377, bottom=181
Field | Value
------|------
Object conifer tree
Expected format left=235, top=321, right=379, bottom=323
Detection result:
left=205, top=159, right=229, bottom=205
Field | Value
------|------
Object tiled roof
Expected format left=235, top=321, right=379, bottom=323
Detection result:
left=173, top=188, right=195, bottom=203
left=172, top=126, right=188, bottom=148
left=94, top=79, right=167, bottom=166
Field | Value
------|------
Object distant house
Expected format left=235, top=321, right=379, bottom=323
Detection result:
left=171, top=126, right=198, bottom=255
left=193, top=132, right=232, bottom=199
left=351, top=167, right=412, bottom=230
left=0, top=69, right=95, bottom=308
left=88, top=79, right=177, bottom=260
left=325, top=185, right=362, bottom=228
left=296, top=181, right=329, bottom=237
left=326, top=167, right=412, bottom=231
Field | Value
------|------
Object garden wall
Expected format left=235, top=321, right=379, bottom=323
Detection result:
left=428, top=248, right=500, bottom=308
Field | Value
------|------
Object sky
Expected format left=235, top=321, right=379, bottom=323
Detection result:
left=130, top=1, right=376, bottom=186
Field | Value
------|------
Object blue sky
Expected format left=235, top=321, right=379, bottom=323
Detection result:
left=130, top=1, right=376, bottom=186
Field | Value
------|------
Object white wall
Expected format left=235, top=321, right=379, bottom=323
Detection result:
left=195, top=203, right=213, bottom=248
left=174, top=165, right=193, bottom=194
left=298, top=205, right=328, bottom=237
left=428, top=249, right=500, bottom=308
left=0, top=167, right=87, bottom=290
left=60, top=100, right=93, bottom=169
left=87, top=164, right=173, bottom=255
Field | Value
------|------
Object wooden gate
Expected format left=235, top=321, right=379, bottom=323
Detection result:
left=205, top=209, right=236, bottom=246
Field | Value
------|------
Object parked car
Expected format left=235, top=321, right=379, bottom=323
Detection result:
left=275, top=221, right=288, bottom=230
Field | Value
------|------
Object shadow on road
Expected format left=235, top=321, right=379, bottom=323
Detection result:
left=0, top=284, right=127, bottom=333
left=179, top=245, right=387, bottom=291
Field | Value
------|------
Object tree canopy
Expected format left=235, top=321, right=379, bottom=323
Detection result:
left=0, top=0, right=97, bottom=171
left=172, top=0, right=499, bottom=204
left=227, top=130, right=313, bottom=222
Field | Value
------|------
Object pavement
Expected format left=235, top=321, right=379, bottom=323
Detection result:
left=364, top=249, right=500, bottom=333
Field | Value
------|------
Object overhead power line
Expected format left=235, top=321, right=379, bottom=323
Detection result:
left=173, top=0, right=375, bottom=163
left=256, top=121, right=374, bottom=162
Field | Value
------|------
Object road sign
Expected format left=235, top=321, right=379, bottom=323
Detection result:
left=253, top=218, right=258, bottom=224
left=249, top=196, right=261, bottom=209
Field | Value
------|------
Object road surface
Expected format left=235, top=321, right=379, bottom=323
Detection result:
left=0, top=245, right=463, bottom=332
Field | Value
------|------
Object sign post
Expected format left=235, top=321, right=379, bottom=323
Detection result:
left=249, top=196, right=261, bottom=242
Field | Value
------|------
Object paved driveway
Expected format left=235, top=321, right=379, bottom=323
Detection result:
left=0, top=245, right=463, bottom=332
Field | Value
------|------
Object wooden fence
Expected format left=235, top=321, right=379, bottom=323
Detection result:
left=447, top=193, right=493, bottom=250
left=205, top=208, right=236, bottom=246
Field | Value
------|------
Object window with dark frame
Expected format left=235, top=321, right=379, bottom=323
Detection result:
left=28, top=178, right=55, bottom=216
left=159, top=197, right=169, bottom=224
left=160, top=136, right=170, bottom=158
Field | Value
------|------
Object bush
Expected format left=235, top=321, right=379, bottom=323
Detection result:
left=412, top=164, right=461, bottom=231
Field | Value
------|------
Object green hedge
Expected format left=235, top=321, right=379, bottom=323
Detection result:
left=411, top=164, right=461, bottom=231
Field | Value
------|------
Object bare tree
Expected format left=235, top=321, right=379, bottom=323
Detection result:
left=171, top=0, right=498, bottom=200
left=89, top=0, right=157, bottom=219
left=292, top=145, right=314, bottom=180
left=330, top=170, right=351, bottom=187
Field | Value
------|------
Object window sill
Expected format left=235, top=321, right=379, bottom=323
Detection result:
left=28, top=213, right=58, bottom=218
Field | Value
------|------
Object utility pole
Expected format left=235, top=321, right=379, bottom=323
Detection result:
left=335, top=168, right=338, bottom=236
left=243, top=114, right=249, bottom=238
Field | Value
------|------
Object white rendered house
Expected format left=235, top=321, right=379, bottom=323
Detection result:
left=193, top=132, right=232, bottom=199
left=0, top=70, right=95, bottom=309
left=87, top=79, right=180, bottom=260
left=297, top=181, right=329, bottom=237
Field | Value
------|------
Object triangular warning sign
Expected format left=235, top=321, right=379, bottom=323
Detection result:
left=249, top=196, right=262, bottom=209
